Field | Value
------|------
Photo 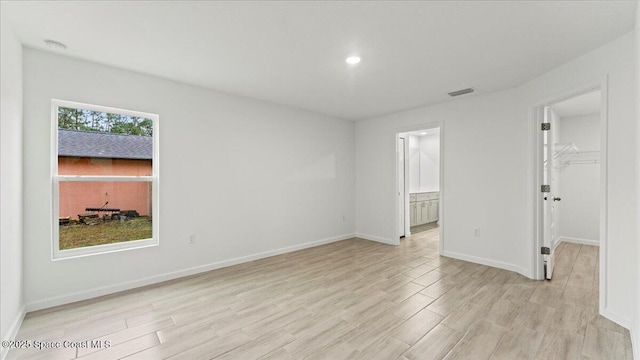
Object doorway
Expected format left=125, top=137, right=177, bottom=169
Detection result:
left=397, top=126, right=443, bottom=247
left=534, top=85, right=606, bottom=310
left=398, top=137, right=406, bottom=238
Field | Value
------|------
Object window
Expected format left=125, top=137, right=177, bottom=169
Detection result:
left=52, top=100, right=159, bottom=259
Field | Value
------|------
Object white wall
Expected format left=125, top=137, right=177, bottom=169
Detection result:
left=407, top=133, right=440, bottom=193
left=549, top=108, right=561, bottom=248
left=557, top=113, right=600, bottom=243
left=356, top=31, right=636, bottom=328
left=356, top=88, right=526, bottom=264
left=408, top=135, right=420, bottom=193
left=22, top=49, right=356, bottom=310
left=418, top=134, right=440, bottom=193
left=0, top=9, right=25, bottom=356
left=521, top=31, right=636, bottom=328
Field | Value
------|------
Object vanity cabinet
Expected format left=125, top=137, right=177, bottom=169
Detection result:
left=426, top=199, right=438, bottom=223
left=409, top=192, right=439, bottom=226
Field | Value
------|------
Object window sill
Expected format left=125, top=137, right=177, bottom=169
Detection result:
left=52, top=238, right=158, bottom=261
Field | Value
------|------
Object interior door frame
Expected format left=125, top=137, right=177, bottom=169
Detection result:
left=532, top=77, right=608, bottom=314
left=542, top=105, right=558, bottom=280
left=398, top=136, right=406, bottom=238
left=394, top=121, right=444, bottom=253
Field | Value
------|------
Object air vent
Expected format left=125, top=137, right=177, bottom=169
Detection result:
left=448, top=88, right=475, bottom=97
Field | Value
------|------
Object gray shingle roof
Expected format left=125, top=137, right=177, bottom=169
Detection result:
left=58, top=129, right=153, bottom=160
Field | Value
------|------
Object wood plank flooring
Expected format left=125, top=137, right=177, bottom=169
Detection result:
left=8, top=230, right=633, bottom=359
left=409, top=222, right=438, bottom=235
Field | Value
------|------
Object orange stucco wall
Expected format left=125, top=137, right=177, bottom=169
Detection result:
left=58, top=157, right=152, bottom=219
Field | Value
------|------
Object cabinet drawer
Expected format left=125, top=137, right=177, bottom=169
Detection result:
left=413, top=192, right=438, bottom=202
left=427, top=192, right=439, bottom=200
left=415, top=193, right=438, bottom=201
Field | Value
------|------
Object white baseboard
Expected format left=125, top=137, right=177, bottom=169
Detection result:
left=601, top=308, right=636, bottom=359
left=441, top=250, right=529, bottom=278
left=558, top=236, right=599, bottom=246
left=1, top=305, right=26, bottom=360
left=355, top=233, right=395, bottom=245
left=631, top=323, right=638, bottom=360
left=602, top=307, right=632, bottom=329
left=26, top=233, right=355, bottom=312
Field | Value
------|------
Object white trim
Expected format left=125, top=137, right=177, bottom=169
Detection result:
left=393, top=135, right=402, bottom=246
left=25, top=233, right=354, bottom=312
left=438, top=124, right=445, bottom=256
left=50, top=99, right=160, bottom=260
left=394, top=122, right=444, bottom=251
left=51, top=99, right=158, bottom=120
left=52, top=238, right=158, bottom=261
left=1, top=305, right=26, bottom=360
left=442, top=250, right=529, bottom=278
left=602, top=307, right=632, bottom=330
left=530, top=79, right=608, bottom=313
left=558, top=236, right=600, bottom=247
left=597, top=79, right=608, bottom=316
left=551, top=235, right=560, bottom=251
left=56, top=176, right=154, bottom=182
left=398, top=136, right=407, bottom=238
left=532, top=104, right=545, bottom=280
left=631, top=324, right=639, bottom=360
left=403, top=136, right=411, bottom=238
left=355, top=233, right=395, bottom=245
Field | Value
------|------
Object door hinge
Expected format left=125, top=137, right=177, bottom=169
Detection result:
left=541, top=185, right=551, bottom=193
left=541, top=247, right=551, bottom=255
left=541, top=123, right=551, bottom=131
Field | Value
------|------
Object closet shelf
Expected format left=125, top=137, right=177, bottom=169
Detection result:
left=545, top=142, right=600, bottom=172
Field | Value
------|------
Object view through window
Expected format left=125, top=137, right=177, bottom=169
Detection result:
left=53, top=100, right=158, bottom=258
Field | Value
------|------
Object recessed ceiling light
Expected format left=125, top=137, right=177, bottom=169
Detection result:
left=346, top=56, right=361, bottom=65
left=44, top=39, right=67, bottom=51
left=420, top=132, right=427, bottom=135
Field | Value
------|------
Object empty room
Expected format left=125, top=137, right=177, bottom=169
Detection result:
left=1, top=1, right=639, bottom=359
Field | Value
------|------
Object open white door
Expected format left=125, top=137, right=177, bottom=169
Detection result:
left=542, top=106, right=559, bottom=279
left=398, top=137, right=406, bottom=238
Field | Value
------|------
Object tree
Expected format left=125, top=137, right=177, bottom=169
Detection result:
left=58, top=107, right=152, bottom=137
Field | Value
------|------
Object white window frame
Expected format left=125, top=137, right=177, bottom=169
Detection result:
left=51, top=99, right=159, bottom=260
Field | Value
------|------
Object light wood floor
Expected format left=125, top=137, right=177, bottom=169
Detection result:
left=409, top=222, right=438, bottom=235
left=8, top=230, right=633, bottom=360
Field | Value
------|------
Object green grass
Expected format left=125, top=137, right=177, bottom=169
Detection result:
left=60, top=217, right=152, bottom=250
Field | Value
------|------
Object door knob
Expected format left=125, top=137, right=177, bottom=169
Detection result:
left=553, top=197, right=561, bottom=201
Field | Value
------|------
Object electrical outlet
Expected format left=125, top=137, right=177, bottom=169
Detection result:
left=189, top=234, right=196, bottom=244
left=473, top=228, right=480, bottom=237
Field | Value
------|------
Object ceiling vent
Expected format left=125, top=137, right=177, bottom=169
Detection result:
left=448, top=88, right=474, bottom=97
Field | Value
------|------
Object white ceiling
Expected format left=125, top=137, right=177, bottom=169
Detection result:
left=2, top=1, right=636, bottom=121
left=553, top=90, right=601, bottom=118
left=403, top=128, right=441, bottom=137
